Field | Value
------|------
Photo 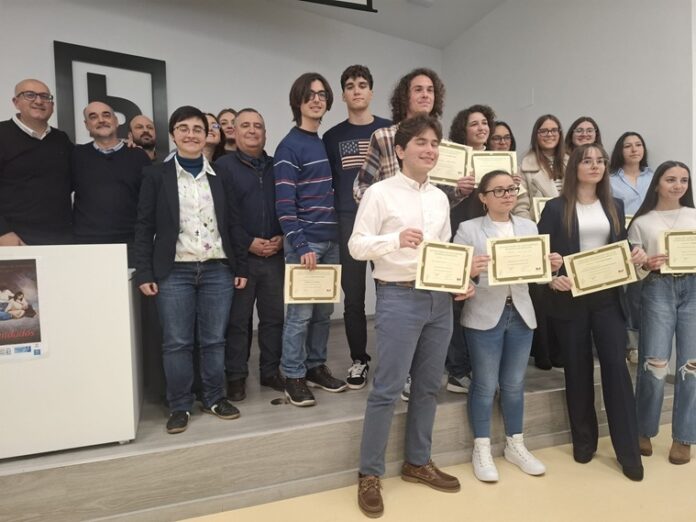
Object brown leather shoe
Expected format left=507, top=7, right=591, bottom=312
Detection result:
left=401, top=460, right=460, bottom=492
left=669, top=441, right=691, bottom=465
left=639, top=436, right=653, bottom=456
left=357, top=474, right=383, bottom=518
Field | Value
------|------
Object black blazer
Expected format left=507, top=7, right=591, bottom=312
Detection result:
left=134, top=159, right=248, bottom=286
left=537, top=196, right=627, bottom=319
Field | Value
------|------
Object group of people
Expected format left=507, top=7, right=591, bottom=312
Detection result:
left=1, top=64, right=693, bottom=520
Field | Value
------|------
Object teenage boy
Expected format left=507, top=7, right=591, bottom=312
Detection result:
left=323, top=65, right=391, bottom=389
left=349, top=115, right=473, bottom=518
left=274, top=72, right=347, bottom=407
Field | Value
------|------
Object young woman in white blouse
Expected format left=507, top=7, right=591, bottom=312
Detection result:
left=628, top=161, right=695, bottom=465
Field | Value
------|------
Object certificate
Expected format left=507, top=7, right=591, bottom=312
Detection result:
left=468, top=151, right=517, bottom=186
left=564, top=240, right=637, bottom=297
left=659, top=229, right=696, bottom=273
left=428, top=140, right=471, bottom=186
left=284, top=264, right=342, bottom=303
left=532, top=197, right=553, bottom=222
left=487, top=234, right=552, bottom=286
left=416, top=240, right=473, bottom=293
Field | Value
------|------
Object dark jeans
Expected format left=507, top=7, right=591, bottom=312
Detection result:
left=445, top=299, right=471, bottom=378
left=157, top=261, right=234, bottom=412
left=338, top=213, right=370, bottom=363
left=225, top=253, right=284, bottom=380
left=550, top=288, right=641, bottom=467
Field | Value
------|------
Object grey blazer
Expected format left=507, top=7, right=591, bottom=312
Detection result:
left=453, top=214, right=539, bottom=330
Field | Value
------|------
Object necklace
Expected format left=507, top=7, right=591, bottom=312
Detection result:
left=655, top=207, right=683, bottom=230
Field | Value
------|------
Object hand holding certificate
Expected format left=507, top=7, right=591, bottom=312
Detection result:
left=428, top=140, right=470, bottom=187
left=563, top=240, right=637, bottom=297
left=468, top=151, right=517, bottom=186
left=416, top=240, right=473, bottom=293
left=487, top=234, right=552, bottom=285
left=284, top=264, right=342, bottom=303
left=659, top=229, right=696, bottom=273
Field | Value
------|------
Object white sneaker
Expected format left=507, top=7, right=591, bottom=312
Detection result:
left=400, top=375, right=411, bottom=402
left=472, top=437, right=499, bottom=482
left=504, top=434, right=546, bottom=476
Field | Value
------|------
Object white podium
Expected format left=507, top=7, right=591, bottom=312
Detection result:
left=0, top=244, right=141, bottom=459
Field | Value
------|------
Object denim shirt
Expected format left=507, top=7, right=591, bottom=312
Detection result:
left=609, top=167, right=654, bottom=215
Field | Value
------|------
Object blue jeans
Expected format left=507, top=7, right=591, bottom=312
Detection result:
left=625, top=280, right=643, bottom=349
left=636, top=273, right=696, bottom=444
left=465, top=304, right=533, bottom=438
left=281, top=240, right=339, bottom=378
left=360, top=285, right=452, bottom=476
left=156, top=261, right=234, bottom=412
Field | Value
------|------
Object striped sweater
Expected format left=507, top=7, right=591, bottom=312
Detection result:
left=274, top=127, right=337, bottom=255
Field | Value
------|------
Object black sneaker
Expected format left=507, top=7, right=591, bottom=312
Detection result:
left=166, top=411, right=190, bottom=434
left=346, top=360, right=369, bottom=390
left=260, top=371, right=286, bottom=392
left=306, top=364, right=348, bottom=392
left=227, top=378, right=246, bottom=402
left=285, top=378, right=316, bottom=406
left=201, top=398, right=241, bottom=420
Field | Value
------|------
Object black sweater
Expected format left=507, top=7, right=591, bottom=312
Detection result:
left=0, top=119, right=73, bottom=244
left=72, top=143, right=151, bottom=243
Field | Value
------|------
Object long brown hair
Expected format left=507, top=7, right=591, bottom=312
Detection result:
left=529, top=114, right=565, bottom=181
left=561, top=144, right=620, bottom=239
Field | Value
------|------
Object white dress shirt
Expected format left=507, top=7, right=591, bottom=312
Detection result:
left=349, top=171, right=451, bottom=281
left=12, top=114, right=51, bottom=140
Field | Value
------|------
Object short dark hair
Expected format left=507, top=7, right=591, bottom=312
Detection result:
left=390, top=68, right=445, bottom=123
left=289, top=72, right=334, bottom=125
left=448, top=104, right=496, bottom=146
left=168, top=105, right=208, bottom=135
left=487, top=121, right=517, bottom=152
left=234, top=107, right=264, bottom=124
left=394, top=115, right=442, bottom=168
left=565, top=116, right=603, bottom=154
left=340, top=65, right=373, bottom=90
left=217, top=108, right=237, bottom=121
left=609, top=131, right=649, bottom=172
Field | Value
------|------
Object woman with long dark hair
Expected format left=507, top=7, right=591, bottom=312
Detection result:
left=538, top=143, right=647, bottom=481
left=487, top=121, right=516, bottom=152
left=628, top=160, right=696, bottom=465
left=565, top=116, right=602, bottom=156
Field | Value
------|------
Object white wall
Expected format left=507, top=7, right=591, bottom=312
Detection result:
left=442, top=0, right=693, bottom=168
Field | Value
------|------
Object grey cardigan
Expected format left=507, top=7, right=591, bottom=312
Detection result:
left=453, top=214, right=539, bottom=330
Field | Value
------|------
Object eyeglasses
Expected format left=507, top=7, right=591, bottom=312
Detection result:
left=580, top=158, right=606, bottom=167
left=483, top=186, right=520, bottom=198
left=307, top=90, right=328, bottom=102
left=490, top=135, right=512, bottom=143
left=17, top=91, right=54, bottom=102
left=537, top=128, right=559, bottom=137
left=174, top=124, right=206, bottom=135
left=574, top=127, right=596, bottom=135
left=209, top=123, right=221, bottom=130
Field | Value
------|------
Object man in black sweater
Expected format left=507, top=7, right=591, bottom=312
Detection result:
left=72, top=101, right=151, bottom=265
left=0, top=79, right=73, bottom=245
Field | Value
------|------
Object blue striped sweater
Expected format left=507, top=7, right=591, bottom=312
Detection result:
left=274, top=127, right=338, bottom=255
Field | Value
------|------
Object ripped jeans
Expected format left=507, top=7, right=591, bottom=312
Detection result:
left=636, top=273, right=696, bottom=444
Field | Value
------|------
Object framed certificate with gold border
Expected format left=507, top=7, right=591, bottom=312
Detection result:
left=468, top=151, right=517, bottom=186
left=416, top=240, right=473, bottom=293
left=659, top=229, right=696, bottom=274
left=284, top=264, right=342, bottom=303
left=564, top=240, right=637, bottom=297
left=428, top=140, right=470, bottom=186
left=532, top=197, right=553, bottom=222
left=487, top=234, right=552, bottom=286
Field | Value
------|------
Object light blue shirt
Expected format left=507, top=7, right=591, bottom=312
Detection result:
left=609, top=167, right=654, bottom=215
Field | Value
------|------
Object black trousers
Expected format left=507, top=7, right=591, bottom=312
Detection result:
left=550, top=288, right=641, bottom=467
left=224, top=253, right=284, bottom=380
left=338, top=213, right=370, bottom=363
left=530, top=284, right=563, bottom=365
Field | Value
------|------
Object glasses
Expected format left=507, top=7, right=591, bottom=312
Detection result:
left=17, top=91, right=54, bottom=102
left=490, top=135, right=512, bottom=143
left=307, top=90, right=328, bottom=102
left=537, top=128, right=559, bottom=137
left=174, top=124, right=206, bottom=135
left=209, top=123, right=221, bottom=130
left=580, top=158, right=606, bottom=167
left=574, top=127, right=596, bottom=135
left=483, top=186, right=520, bottom=198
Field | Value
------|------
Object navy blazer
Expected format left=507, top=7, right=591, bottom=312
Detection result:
left=537, top=196, right=628, bottom=319
left=133, top=159, right=248, bottom=286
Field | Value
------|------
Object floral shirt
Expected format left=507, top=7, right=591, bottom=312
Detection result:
left=174, top=156, right=226, bottom=262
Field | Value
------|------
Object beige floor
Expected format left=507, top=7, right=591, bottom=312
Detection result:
left=186, top=428, right=695, bottom=522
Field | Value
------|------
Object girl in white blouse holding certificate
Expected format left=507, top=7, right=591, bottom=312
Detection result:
left=454, top=170, right=562, bottom=483
left=627, top=160, right=696, bottom=465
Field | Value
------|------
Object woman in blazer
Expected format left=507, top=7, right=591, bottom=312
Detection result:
left=454, top=170, right=562, bottom=482
left=134, top=105, right=248, bottom=435
left=537, top=143, right=647, bottom=481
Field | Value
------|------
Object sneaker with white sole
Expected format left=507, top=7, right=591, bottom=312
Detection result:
left=446, top=374, right=471, bottom=394
left=346, top=360, right=369, bottom=390
left=472, top=437, right=499, bottom=482
left=504, top=434, right=546, bottom=475
left=400, top=374, right=411, bottom=402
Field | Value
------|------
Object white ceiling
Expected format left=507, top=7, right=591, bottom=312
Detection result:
left=272, top=0, right=506, bottom=49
